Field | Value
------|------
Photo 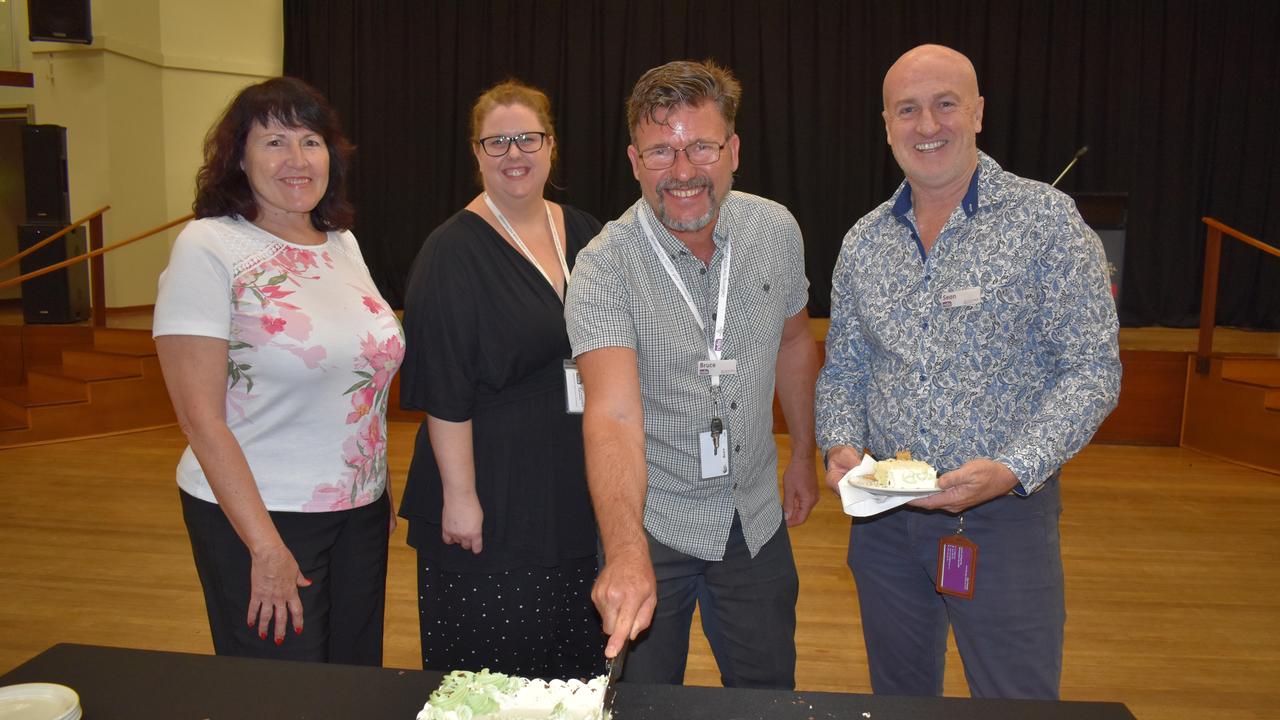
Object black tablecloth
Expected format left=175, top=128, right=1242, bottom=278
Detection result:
left=0, top=644, right=1136, bottom=719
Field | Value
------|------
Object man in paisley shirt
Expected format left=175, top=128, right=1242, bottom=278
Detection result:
left=816, top=44, right=1120, bottom=699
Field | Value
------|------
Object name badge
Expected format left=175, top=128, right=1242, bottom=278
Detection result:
left=697, top=359, right=738, bottom=377
left=940, top=286, right=982, bottom=308
left=936, top=534, right=978, bottom=599
left=699, top=427, right=730, bottom=479
left=563, top=360, right=584, bottom=414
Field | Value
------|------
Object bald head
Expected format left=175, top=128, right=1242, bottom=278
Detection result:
left=883, top=44, right=979, bottom=110
left=880, top=44, right=985, bottom=198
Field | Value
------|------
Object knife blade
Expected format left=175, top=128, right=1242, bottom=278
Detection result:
left=600, top=638, right=629, bottom=717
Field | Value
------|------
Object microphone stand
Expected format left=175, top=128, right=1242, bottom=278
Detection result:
left=1051, top=146, right=1089, bottom=187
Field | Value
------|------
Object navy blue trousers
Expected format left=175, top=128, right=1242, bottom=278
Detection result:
left=622, top=514, right=799, bottom=689
left=848, top=477, right=1065, bottom=699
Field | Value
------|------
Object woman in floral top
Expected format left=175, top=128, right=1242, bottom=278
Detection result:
left=153, top=77, right=403, bottom=664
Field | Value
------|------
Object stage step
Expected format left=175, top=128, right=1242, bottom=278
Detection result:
left=1181, top=355, right=1280, bottom=474
left=0, top=328, right=176, bottom=448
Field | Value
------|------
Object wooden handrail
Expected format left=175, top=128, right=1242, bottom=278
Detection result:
left=0, top=214, right=195, bottom=324
left=1202, top=217, right=1280, bottom=259
left=0, top=206, right=110, bottom=270
left=1195, top=216, right=1279, bottom=374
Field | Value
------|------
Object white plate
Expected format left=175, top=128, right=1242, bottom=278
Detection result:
left=846, top=477, right=941, bottom=497
left=0, top=683, right=81, bottom=720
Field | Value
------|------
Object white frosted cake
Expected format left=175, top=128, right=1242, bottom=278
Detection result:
left=871, top=451, right=938, bottom=490
left=417, top=669, right=609, bottom=720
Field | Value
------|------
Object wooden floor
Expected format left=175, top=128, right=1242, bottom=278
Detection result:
left=1, top=426, right=1277, bottom=718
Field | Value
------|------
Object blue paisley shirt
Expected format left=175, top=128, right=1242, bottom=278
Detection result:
left=816, top=153, right=1120, bottom=493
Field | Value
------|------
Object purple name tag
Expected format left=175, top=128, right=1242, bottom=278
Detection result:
left=936, top=535, right=978, bottom=599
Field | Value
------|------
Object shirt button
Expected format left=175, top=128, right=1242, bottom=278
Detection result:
left=919, top=428, right=928, bottom=434
left=734, top=444, right=741, bottom=452
left=730, top=402, right=737, bottom=410
left=918, top=374, right=926, bottom=382
left=700, top=268, right=707, bottom=275
left=924, top=274, right=931, bottom=282
left=922, top=322, right=929, bottom=330
left=732, top=482, right=738, bottom=490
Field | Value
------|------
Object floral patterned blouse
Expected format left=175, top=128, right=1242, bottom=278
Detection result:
left=154, top=216, right=404, bottom=512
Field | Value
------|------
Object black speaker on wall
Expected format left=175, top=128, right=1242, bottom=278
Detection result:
left=28, top=0, right=93, bottom=44
left=19, top=223, right=90, bottom=324
left=22, top=124, right=70, bottom=225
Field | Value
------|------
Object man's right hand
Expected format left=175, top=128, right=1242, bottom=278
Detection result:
left=592, top=546, right=657, bottom=659
left=824, top=444, right=864, bottom=494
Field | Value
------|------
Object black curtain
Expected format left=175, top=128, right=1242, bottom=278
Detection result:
left=283, top=0, right=1280, bottom=329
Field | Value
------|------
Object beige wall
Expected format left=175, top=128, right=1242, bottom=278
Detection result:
left=1, top=0, right=282, bottom=308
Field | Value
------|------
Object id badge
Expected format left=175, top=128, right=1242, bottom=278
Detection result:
left=936, top=534, right=978, bottom=599
left=940, top=286, right=983, bottom=308
left=698, top=427, right=730, bottom=479
left=697, top=359, right=738, bottom=377
left=563, top=360, right=584, bottom=414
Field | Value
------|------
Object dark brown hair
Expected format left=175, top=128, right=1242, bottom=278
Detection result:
left=626, top=60, right=742, bottom=141
left=194, top=76, right=355, bottom=231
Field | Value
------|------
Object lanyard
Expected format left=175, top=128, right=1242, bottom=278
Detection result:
left=483, top=193, right=571, bottom=297
left=638, top=208, right=732, bottom=387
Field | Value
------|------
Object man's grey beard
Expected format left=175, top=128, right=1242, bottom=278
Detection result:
left=654, top=175, right=732, bottom=232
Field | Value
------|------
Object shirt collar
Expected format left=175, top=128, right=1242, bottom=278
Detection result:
left=890, top=156, right=984, bottom=225
left=635, top=193, right=733, bottom=255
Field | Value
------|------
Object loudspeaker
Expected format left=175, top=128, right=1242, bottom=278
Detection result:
left=28, top=0, right=93, bottom=44
left=22, top=125, right=70, bottom=225
left=19, top=223, right=90, bottom=324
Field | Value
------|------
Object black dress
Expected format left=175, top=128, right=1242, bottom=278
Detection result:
left=398, top=205, right=605, bottom=677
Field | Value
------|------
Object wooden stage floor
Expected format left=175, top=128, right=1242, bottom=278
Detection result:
left=1, top=426, right=1277, bottom=719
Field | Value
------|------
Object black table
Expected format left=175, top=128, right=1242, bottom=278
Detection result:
left=0, top=644, right=1136, bottom=719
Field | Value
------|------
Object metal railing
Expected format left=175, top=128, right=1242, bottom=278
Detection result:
left=0, top=208, right=193, bottom=326
left=1195, top=217, right=1280, bottom=373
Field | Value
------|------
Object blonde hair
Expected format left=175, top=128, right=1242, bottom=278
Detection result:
left=470, top=79, right=558, bottom=170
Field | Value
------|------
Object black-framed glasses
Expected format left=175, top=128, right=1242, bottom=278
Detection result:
left=637, top=140, right=728, bottom=170
left=476, top=132, right=548, bottom=157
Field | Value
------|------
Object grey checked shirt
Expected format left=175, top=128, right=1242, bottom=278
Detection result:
left=566, top=192, right=809, bottom=560
left=816, top=153, right=1121, bottom=492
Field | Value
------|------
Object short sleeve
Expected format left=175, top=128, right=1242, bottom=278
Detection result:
left=152, top=220, right=233, bottom=340
left=780, top=211, right=810, bottom=318
left=565, top=235, right=637, bottom=358
left=399, top=219, right=481, bottom=420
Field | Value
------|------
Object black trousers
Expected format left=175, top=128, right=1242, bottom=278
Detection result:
left=416, top=553, right=605, bottom=679
left=180, top=488, right=389, bottom=665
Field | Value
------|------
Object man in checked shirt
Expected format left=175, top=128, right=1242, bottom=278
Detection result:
left=566, top=60, right=820, bottom=688
left=816, top=44, right=1120, bottom=700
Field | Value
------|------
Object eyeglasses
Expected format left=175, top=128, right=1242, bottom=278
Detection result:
left=476, top=132, right=548, bottom=157
left=637, top=140, right=728, bottom=170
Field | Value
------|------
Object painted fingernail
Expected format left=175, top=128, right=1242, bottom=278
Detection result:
left=294, top=626, right=302, bottom=635
left=274, top=636, right=283, bottom=646
left=259, top=631, right=267, bottom=640
left=247, top=619, right=255, bottom=628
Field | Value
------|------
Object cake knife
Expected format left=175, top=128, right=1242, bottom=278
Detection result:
left=600, top=638, right=629, bottom=717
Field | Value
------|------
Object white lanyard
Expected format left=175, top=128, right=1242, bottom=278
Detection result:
left=638, top=208, right=732, bottom=387
left=483, top=193, right=571, bottom=296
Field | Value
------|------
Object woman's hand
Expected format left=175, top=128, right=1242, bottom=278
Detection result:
left=247, top=542, right=312, bottom=644
left=441, top=492, right=484, bottom=554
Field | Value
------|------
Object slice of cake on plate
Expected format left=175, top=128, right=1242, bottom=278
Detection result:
left=871, top=450, right=938, bottom=490
left=417, top=669, right=609, bottom=720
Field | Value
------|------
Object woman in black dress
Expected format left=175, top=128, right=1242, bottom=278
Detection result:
left=399, top=80, right=604, bottom=679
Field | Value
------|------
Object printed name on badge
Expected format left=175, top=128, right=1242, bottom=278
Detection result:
left=940, top=286, right=982, bottom=309
left=697, top=359, right=738, bottom=377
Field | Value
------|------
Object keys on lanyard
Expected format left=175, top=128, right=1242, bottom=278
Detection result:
left=710, top=416, right=723, bottom=453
